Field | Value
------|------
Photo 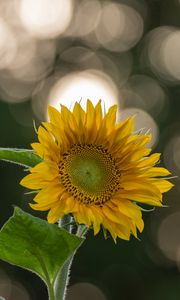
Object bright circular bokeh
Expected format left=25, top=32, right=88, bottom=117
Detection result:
left=121, top=74, right=168, bottom=117
left=48, top=70, right=119, bottom=112
left=19, top=0, right=74, bottom=39
left=67, top=282, right=107, bottom=300
left=164, top=134, right=180, bottom=177
left=141, top=26, right=180, bottom=83
left=157, top=212, right=180, bottom=263
left=71, top=0, right=102, bottom=37
left=95, top=2, right=144, bottom=52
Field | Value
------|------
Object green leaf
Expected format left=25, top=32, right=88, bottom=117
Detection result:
left=0, top=148, right=42, bottom=167
left=0, top=297, right=5, bottom=300
left=0, top=208, right=83, bottom=287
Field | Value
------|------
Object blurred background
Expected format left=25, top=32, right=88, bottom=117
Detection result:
left=0, top=0, right=180, bottom=299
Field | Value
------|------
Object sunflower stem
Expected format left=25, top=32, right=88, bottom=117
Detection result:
left=54, top=217, right=88, bottom=300
left=48, top=283, right=56, bottom=300
left=76, top=224, right=89, bottom=238
left=54, top=255, right=74, bottom=300
left=54, top=215, right=74, bottom=300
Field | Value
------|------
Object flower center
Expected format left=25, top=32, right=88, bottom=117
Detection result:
left=59, top=144, right=121, bottom=205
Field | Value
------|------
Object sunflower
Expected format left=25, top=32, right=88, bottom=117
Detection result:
left=20, top=100, right=173, bottom=241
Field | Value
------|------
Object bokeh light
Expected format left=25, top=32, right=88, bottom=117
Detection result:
left=162, top=30, right=180, bottom=81
left=70, top=0, right=101, bottom=37
left=0, top=268, right=30, bottom=300
left=164, top=134, right=180, bottom=177
left=19, top=0, right=74, bottom=39
left=141, top=26, right=180, bottom=83
left=0, top=268, right=11, bottom=299
left=66, top=282, right=107, bottom=300
left=157, top=212, right=180, bottom=263
left=47, top=70, right=119, bottom=112
left=9, top=38, right=56, bottom=83
left=60, top=46, right=103, bottom=70
left=95, top=2, right=144, bottom=52
left=121, top=75, right=168, bottom=117
left=0, top=18, right=17, bottom=70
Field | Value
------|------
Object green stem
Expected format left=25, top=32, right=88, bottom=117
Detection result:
left=54, top=215, right=73, bottom=300
left=76, top=224, right=88, bottom=237
left=54, top=216, right=88, bottom=300
left=48, top=284, right=56, bottom=300
left=54, top=255, right=74, bottom=300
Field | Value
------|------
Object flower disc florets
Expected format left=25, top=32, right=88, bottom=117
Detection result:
left=59, top=144, right=121, bottom=205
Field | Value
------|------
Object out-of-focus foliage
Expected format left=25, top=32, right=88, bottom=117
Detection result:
left=0, top=0, right=180, bottom=299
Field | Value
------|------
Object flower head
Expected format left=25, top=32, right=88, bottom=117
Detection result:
left=20, top=100, right=173, bottom=241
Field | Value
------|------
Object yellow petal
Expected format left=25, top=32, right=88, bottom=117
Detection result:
left=34, top=183, right=64, bottom=203
left=30, top=200, right=59, bottom=211
left=151, top=179, right=174, bottom=193
left=48, top=105, right=61, bottom=126
left=85, top=99, right=97, bottom=142
left=31, top=142, right=44, bottom=158
left=37, top=126, right=59, bottom=161
left=120, top=180, right=162, bottom=199
left=20, top=173, right=51, bottom=189
left=63, top=197, right=77, bottom=214
left=143, top=167, right=171, bottom=177
left=113, top=198, right=142, bottom=221
left=115, top=117, right=134, bottom=140
left=102, top=205, right=131, bottom=228
left=129, top=148, right=152, bottom=162
left=47, top=205, right=65, bottom=223
left=94, top=100, right=102, bottom=130
left=103, top=216, right=131, bottom=241
left=104, top=105, right=117, bottom=132
left=61, top=104, right=79, bottom=134
left=88, top=206, right=103, bottom=235
left=102, top=218, right=118, bottom=242
left=73, top=102, right=85, bottom=127
left=74, top=205, right=91, bottom=227
left=95, top=105, right=117, bottom=144
left=118, top=190, right=162, bottom=206
left=137, top=153, right=161, bottom=168
left=31, top=161, right=58, bottom=175
left=42, top=122, right=62, bottom=145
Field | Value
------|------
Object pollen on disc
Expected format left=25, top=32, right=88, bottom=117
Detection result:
left=59, top=144, right=121, bottom=205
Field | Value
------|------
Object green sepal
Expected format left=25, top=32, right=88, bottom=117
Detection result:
left=0, top=207, right=83, bottom=286
left=0, top=148, right=42, bottom=167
